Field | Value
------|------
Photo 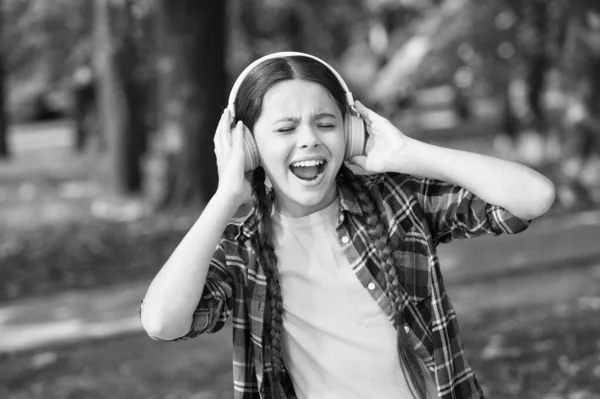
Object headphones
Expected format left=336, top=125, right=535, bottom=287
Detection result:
left=227, top=51, right=367, bottom=171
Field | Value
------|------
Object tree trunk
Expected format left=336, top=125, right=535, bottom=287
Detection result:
left=525, top=0, right=549, bottom=133
left=72, top=67, right=95, bottom=153
left=501, top=80, right=519, bottom=140
left=156, top=0, right=226, bottom=207
left=0, top=0, right=8, bottom=159
left=94, top=0, right=143, bottom=193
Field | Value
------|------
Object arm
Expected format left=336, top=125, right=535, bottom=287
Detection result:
left=141, top=113, right=251, bottom=340
left=379, top=173, right=533, bottom=245
left=352, top=101, right=556, bottom=221
left=141, top=192, right=239, bottom=340
left=393, top=139, right=555, bottom=220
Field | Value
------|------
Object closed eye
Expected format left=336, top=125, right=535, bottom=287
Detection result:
left=276, top=127, right=295, bottom=133
left=317, top=124, right=336, bottom=129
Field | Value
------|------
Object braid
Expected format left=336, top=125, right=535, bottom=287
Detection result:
left=339, top=166, right=426, bottom=399
left=251, top=167, right=286, bottom=383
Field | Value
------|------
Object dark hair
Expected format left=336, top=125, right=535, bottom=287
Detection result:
left=234, top=56, right=426, bottom=398
left=234, top=56, right=347, bottom=130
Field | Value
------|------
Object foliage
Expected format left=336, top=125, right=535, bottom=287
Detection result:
left=0, top=214, right=194, bottom=304
left=4, top=0, right=155, bottom=123
left=4, top=0, right=93, bottom=120
left=4, top=0, right=598, bottom=123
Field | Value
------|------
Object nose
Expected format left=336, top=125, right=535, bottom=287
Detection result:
left=296, top=124, right=320, bottom=149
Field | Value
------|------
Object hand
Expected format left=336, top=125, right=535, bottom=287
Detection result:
left=214, top=109, right=252, bottom=206
left=349, top=101, right=412, bottom=173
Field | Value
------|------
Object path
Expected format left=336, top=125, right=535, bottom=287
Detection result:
left=1, top=208, right=600, bottom=353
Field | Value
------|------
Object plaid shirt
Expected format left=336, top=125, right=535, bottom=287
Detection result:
left=175, top=172, right=530, bottom=398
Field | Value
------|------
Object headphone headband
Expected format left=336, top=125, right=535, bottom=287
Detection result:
left=227, top=51, right=355, bottom=118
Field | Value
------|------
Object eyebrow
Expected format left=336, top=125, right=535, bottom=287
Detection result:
left=314, top=112, right=337, bottom=120
left=274, top=116, right=300, bottom=124
left=273, top=112, right=338, bottom=124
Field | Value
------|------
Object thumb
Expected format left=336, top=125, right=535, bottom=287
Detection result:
left=348, top=155, right=367, bottom=169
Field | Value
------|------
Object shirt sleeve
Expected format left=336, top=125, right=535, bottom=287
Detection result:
left=141, top=240, right=234, bottom=342
left=175, top=241, right=234, bottom=339
left=404, top=174, right=532, bottom=245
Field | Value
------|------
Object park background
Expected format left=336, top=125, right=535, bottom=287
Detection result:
left=1, top=0, right=600, bottom=398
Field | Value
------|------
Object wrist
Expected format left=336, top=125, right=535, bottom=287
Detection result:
left=213, top=188, right=245, bottom=215
left=389, top=137, right=423, bottom=174
left=390, top=138, right=443, bottom=180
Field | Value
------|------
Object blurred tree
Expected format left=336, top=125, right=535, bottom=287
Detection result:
left=560, top=0, right=600, bottom=123
left=5, top=0, right=94, bottom=122
left=369, top=0, right=469, bottom=104
left=556, top=0, right=600, bottom=208
left=507, top=0, right=567, bottom=135
left=94, top=0, right=144, bottom=193
left=0, top=0, right=8, bottom=158
left=522, top=0, right=550, bottom=133
left=72, top=66, right=96, bottom=152
left=155, top=0, right=226, bottom=207
left=232, top=0, right=363, bottom=65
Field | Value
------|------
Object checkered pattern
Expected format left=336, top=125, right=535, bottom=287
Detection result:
left=172, top=172, right=531, bottom=398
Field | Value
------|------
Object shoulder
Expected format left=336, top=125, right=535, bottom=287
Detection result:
left=219, top=207, right=258, bottom=250
left=348, top=172, right=431, bottom=238
left=356, top=171, right=423, bottom=198
left=211, top=211, right=260, bottom=275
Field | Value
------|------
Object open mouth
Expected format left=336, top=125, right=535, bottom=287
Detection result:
left=289, top=159, right=327, bottom=181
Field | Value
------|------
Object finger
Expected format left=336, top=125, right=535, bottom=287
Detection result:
left=220, top=110, right=233, bottom=152
left=233, top=121, right=244, bottom=150
left=355, top=100, right=378, bottom=124
left=214, top=109, right=228, bottom=152
left=232, top=122, right=246, bottom=163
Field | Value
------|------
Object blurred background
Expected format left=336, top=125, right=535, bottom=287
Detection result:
left=1, top=0, right=600, bottom=398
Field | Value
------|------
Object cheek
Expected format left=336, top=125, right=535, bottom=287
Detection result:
left=325, top=130, right=347, bottom=157
left=256, top=139, right=290, bottom=173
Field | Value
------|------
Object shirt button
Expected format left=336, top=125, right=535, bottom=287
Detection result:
left=341, top=236, right=349, bottom=244
left=404, top=326, right=410, bottom=333
left=367, top=283, right=376, bottom=290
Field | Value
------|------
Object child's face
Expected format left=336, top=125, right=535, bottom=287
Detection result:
left=253, top=79, right=345, bottom=217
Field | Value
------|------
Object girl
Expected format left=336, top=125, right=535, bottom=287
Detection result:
left=141, top=53, right=556, bottom=399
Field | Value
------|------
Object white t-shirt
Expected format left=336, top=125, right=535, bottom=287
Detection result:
left=272, top=199, right=437, bottom=399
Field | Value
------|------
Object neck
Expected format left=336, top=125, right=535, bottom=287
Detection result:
left=274, top=185, right=338, bottom=218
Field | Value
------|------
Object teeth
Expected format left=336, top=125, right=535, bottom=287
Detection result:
left=291, top=160, right=325, bottom=168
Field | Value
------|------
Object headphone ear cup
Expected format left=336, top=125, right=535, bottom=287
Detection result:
left=242, top=125, right=260, bottom=171
left=344, top=115, right=367, bottom=160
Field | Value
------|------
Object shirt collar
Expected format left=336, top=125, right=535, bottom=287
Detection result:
left=233, top=208, right=258, bottom=241
left=336, top=174, right=363, bottom=217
